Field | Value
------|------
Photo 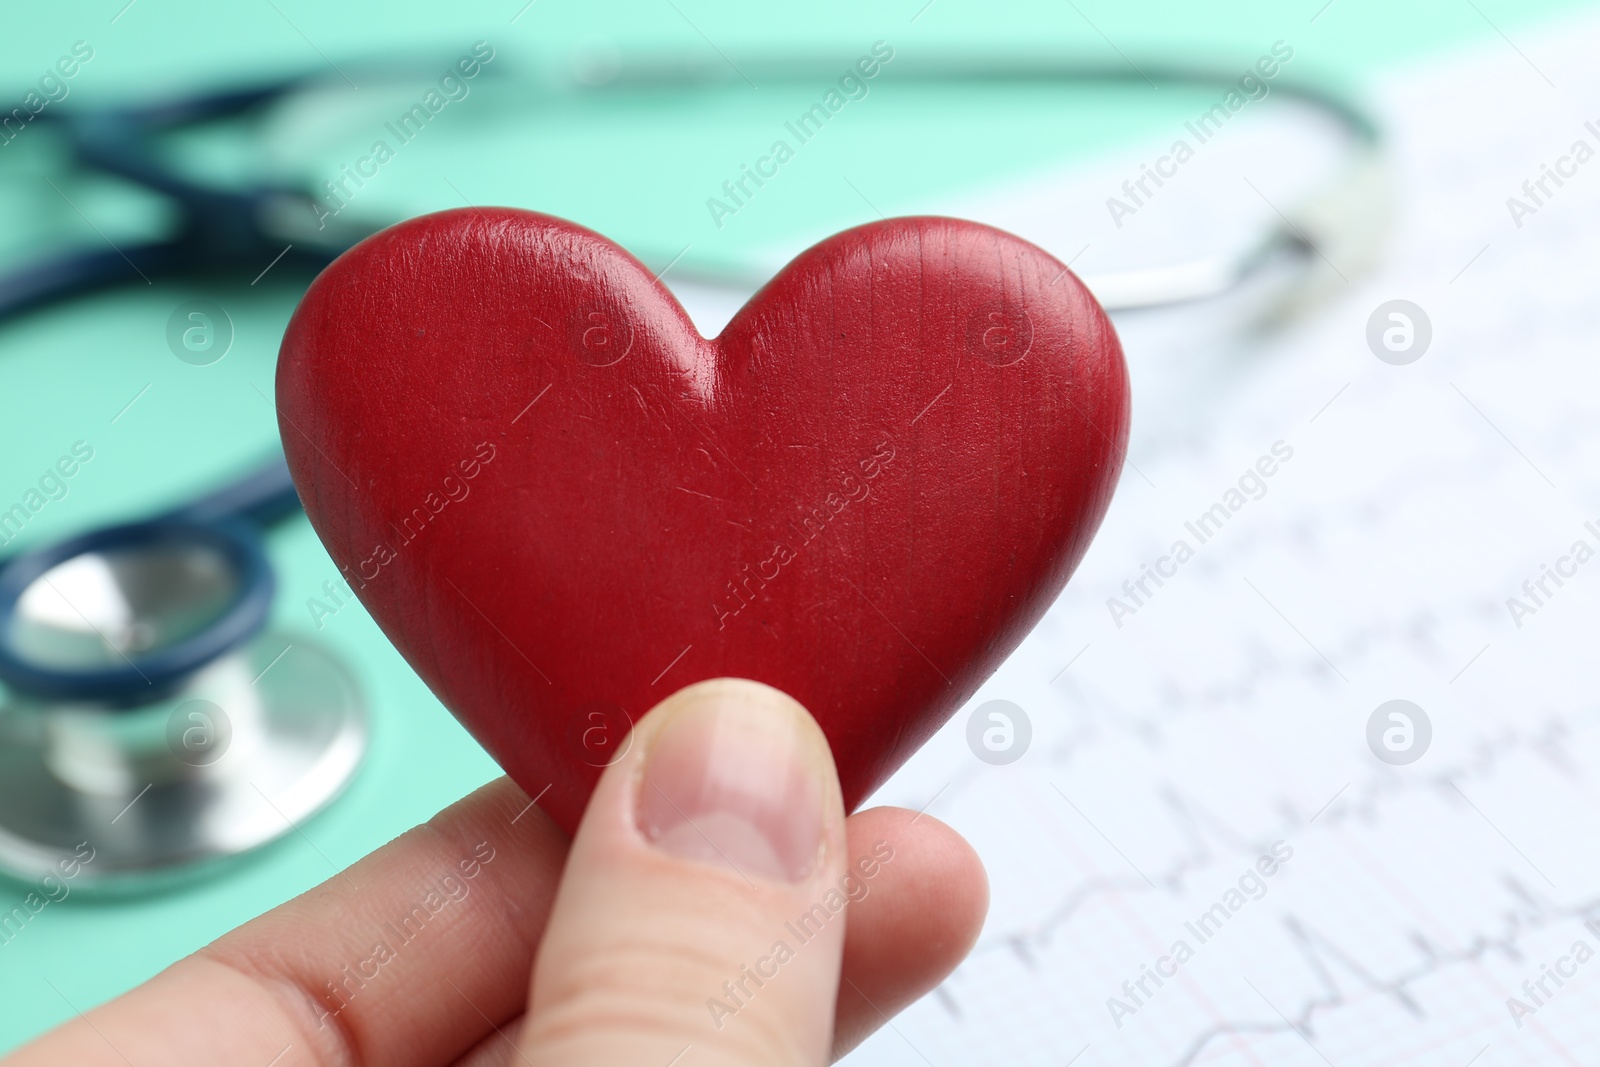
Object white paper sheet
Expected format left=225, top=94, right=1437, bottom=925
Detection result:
left=744, top=11, right=1600, bottom=1066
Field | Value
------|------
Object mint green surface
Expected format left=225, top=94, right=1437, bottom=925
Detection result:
left=0, top=0, right=1590, bottom=1053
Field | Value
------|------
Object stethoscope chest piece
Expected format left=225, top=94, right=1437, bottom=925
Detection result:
left=0, top=516, right=367, bottom=891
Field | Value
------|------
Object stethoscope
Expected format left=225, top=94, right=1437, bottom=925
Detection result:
left=0, top=51, right=1389, bottom=889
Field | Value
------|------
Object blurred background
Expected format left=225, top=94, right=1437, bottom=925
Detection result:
left=4, top=1, right=1600, bottom=1064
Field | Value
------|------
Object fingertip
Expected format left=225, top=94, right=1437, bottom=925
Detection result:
left=631, top=676, right=844, bottom=885
left=521, top=677, right=851, bottom=1065
left=832, top=806, right=988, bottom=1059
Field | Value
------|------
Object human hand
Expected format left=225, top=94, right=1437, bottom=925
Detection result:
left=7, top=678, right=988, bottom=1066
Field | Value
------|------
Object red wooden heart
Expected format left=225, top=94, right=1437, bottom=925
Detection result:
left=277, top=209, right=1128, bottom=833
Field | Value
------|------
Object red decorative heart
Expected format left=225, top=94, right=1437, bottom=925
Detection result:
left=277, top=209, right=1128, bottom=834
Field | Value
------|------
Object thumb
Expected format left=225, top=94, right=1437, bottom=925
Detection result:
left=518, top=678, right=853, bottom=1067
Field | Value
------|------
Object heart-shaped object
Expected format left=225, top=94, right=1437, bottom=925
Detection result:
left=277, top=209, right=1128, bottom=833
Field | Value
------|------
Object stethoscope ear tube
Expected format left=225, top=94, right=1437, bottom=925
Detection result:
left=161, top=454, right=302, bottom=527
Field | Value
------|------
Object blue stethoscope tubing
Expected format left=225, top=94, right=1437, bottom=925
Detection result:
left=0, top=53, right=1383, bottom=318
left=0, top=53, right=1385, bottom=707
left=0, top=456, right=299, bottom=704
left=0, top=77, right=341, bottom=705
left=1, top=89, right=341, bottom=320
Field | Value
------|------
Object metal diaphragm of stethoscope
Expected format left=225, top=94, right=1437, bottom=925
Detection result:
left=0, top=49, right=1391, bottom=890
left=0, top=458, right=367, bottom=890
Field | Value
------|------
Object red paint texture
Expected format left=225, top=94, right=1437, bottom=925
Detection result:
left=277, top=208, right=1129, bottom=834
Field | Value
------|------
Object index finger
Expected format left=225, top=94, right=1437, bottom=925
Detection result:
left=6, top=777, right=566, bottom=1067
left=4, top=782, right=986, bottom=1067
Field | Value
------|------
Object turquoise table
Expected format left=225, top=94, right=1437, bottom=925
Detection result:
left=0, top=0, right=1586, bottom=1052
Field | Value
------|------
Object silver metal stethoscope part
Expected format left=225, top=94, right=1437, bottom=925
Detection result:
left=0, top=634, right=366, bottom=892
left=266, top=52, right=1392, bottom=314
left=0, top=469, right=368, bottom=892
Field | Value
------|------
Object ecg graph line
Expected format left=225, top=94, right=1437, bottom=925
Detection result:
left=1169, top=887, right=1600, bottom=1067
left=948, top=708, right=1600, bottom=969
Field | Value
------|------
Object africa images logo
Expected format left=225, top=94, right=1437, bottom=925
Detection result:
left=1106, top=442, right=1294, bottom=628
left=712, top=438, right=896, bottom=630
left=1104, top=41, right=1295, bottom=229
left=1106, top=842, right=1294, bottom=1028
left=705, top=41, right=895, bottom=229
left=309, top=41, right=496, bottom=231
